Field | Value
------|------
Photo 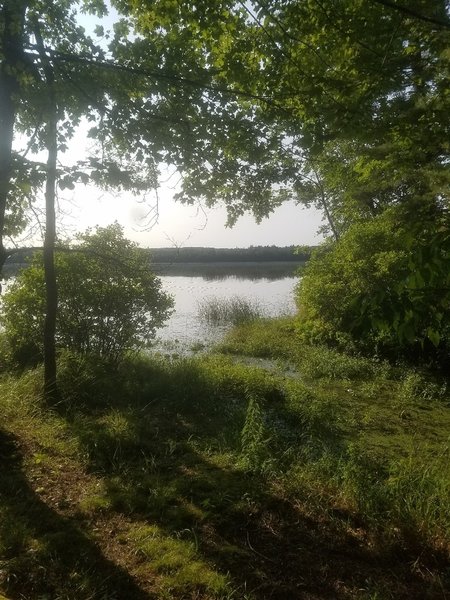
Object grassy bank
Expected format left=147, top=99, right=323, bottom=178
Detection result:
left=0, top=320, right=449, bottom=599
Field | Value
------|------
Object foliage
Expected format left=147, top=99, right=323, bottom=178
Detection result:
left=296, top=206, right=450, bottom=362
left=1, top=0, right=447, bottom=390
left=2, top=1, right=449, bottom=269
left=113, top=0, right=449, bottom=233
left=0, top=224, right=173, bottom=363
left=105, top=1, right=449, bottom=363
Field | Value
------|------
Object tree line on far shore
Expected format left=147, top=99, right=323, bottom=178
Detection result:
left=3, top=244, right=313, bottom=270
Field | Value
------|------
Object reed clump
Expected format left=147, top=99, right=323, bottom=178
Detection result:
left=197, top=295, right=264, bottom=326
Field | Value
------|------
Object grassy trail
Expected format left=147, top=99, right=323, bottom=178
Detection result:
left=0, top=319, right=449, bottom=599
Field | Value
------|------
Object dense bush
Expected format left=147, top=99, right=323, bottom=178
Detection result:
left=296, top=206, right=449, bottom=364
left=0, top=224, right=173, bottom=363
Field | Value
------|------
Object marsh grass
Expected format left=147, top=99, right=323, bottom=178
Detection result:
left=0, top=331, right=449, bottom=598
left=197, top=296, right=264, bottom=326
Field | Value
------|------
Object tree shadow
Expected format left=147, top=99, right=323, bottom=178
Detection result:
left=0, top=428, right=154, bottom=600
left=51, top=358, right=449, bottom=599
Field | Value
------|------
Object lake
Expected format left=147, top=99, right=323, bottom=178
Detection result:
left=153, top=262, right=300, bottom=351
left=1, top=261, right=302, bottom=353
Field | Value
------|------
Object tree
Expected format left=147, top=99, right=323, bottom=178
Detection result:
left=0, top=0, right=181, bottom=396
left=112, top=0, right=448, bottom=233
left=0, top=0, right=28, bottom=271
left=0, top=224, right=173, bottom=364
left=2, top=0, right=291, bottom=397
left=3, top=0, right=449, bottom=254
left=114, top=0, right=448, bottom=358
left=2, top=0, right=448, bottom=382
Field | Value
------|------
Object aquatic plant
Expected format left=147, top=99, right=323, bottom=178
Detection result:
left=197, top=295, right=264, bottom=326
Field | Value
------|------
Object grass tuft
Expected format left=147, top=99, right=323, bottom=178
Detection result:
left=198, top=296, right=264, bottom=326
left=131, top=525, right=230, bottom=597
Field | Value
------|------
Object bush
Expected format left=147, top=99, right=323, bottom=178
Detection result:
left=296, top=206, right=450, bottom=364
left=0, top=224, right=173, bottom=364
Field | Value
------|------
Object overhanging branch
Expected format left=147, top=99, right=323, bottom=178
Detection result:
left=369, top=0, right=450, bottom=29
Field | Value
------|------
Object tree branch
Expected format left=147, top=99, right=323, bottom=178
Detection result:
left=369, top=0, right=450, bottom=29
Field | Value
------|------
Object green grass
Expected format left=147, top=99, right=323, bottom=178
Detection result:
left=197, top=296, right=264, bottom=326
left=217, top=318, right=450, bottom=542
left=0, top=325, right=449, bottom=599
left=218, top=316, right=389, bottom=379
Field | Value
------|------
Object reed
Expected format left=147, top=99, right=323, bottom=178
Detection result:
left=197, top=295, right=264, bottom=326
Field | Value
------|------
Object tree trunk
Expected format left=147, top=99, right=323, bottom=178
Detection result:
left=318, top=188, right=340, bottom=241
left=311, top=167, right=340, bottom=241
left=34, top=22, right=58, bottom=402
left=42, top=101, right=58, bottom=402
left=0, top=0, right=27, bottom=278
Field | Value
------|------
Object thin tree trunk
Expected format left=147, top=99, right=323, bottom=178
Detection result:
left=0, top=0, right=27, bottom=278
left=34, top=22, right=58, bottom=402
left=43, top=99, right=58, bottom=402
left=311, top=167, right=340, bottom=241
left=318, top=187, right=340, bottom=241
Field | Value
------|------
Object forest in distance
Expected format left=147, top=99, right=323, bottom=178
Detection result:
left=3, top=244, right=313, bottom=273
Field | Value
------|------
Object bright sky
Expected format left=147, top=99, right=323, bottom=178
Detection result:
left=14, top=5, right=325, bottom=250
left=60, top=184, right=325, bottom=248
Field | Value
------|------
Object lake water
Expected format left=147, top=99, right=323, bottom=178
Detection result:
left=1, top=262, right=301, bottom=352
left=153, top=263, right=300, bottom=351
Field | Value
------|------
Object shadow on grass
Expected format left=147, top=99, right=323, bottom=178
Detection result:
left=0, top=428, right=154, bottom=600
left=51, top=357, right=448, bottom=599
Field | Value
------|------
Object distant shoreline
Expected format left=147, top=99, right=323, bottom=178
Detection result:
left=151, top=260, right=306, bottom=268
left=4, top=245, right=314, bottom=266
left=3, top=259, right=305, bottom=280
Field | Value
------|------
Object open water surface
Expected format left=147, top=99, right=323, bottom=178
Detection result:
left=154, top=263, right=299, bottom=351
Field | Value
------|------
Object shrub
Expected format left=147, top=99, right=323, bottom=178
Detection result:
left=0, top=224, right=173, bottom=363
left=296, top=206, right=449, bottom=363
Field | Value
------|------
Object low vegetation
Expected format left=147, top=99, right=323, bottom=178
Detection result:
left=0, top=316, right=449, bottom=599
left=197, top=296, right=264, bottom=326
left=296, top=206, right=449, bottom=367
left=0, top=225, right=173, bottom=365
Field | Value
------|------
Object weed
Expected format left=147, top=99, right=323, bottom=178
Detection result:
left=240, top=392, right=268, bottom=472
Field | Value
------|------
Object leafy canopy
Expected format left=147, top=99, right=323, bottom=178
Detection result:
left=112, top=0, right=449, bottom=232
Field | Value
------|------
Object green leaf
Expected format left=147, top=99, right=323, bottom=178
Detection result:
left=427, top=328, right=441, bottom=348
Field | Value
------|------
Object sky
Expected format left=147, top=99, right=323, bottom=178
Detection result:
left=63, top=186, right=324, bottom=249
left=16, top=120, right=325, bottom=249
left=14, top=5, right=325, bottom=250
